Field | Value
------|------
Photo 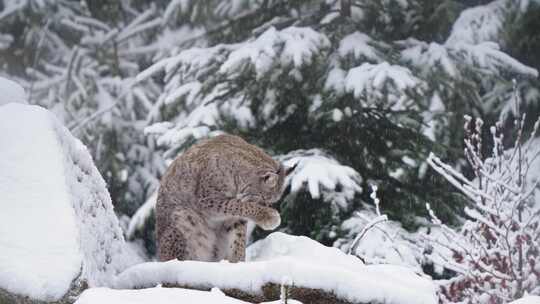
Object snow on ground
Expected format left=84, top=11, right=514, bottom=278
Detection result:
left=508, top=296, right=540, bottom=304
left=75, top=287, right=250, bottom=304
left=0, top=76, right=27, bottom=105
left=114, top=232, right=437, bottom=304
left=0, top=103, right=141, bottom=301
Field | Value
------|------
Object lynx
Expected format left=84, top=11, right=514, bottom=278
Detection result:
left=156, top=134, right=295, bottom=262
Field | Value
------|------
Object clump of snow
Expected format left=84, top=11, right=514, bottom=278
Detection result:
left=247, top=232, right=365, bottom=272
left=341, top=62, right=425, bottom=110
left=346, top=62, right=423, bottom=96
left=75, top=286, right=250, bottom=304
left=114, top=232, right=437, bottom=304
left=325, top=67, right=346, bottom=94
left=279, top=149, right=362, bottom=209
left=338, top=32, right=380, bottom=62
left=0, top=76, right=27, bottom=105
left=452, top=41, right=538, bottom=78
left=400, top=40, right=458, bottom=77
left=446, top=0, right=507, bottom=46
left=0, top=104, right=141, bottom=301
left=400, top=38, right=538, bottom=81
left=220, top=27, right=330, bottom=79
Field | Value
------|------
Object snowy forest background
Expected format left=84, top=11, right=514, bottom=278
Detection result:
left=1, top=0, right=540, bottom=303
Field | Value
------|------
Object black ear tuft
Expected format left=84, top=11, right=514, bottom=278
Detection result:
left=285, top=162, right=298, bottom=176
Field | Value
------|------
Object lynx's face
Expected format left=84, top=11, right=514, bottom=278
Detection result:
left=255, top=163, right=297, bottom=205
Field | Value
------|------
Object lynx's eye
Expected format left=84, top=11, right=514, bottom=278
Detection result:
left=261, top=172, right=278, bottom=187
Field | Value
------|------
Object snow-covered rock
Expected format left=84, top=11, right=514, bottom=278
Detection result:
left=114, top=232, right=437, bottom=304
left=0, top=103, right=141, bottom=302
left=0, top=76, right=27, bottom=105
left=75, top=287, right=250, bottom=304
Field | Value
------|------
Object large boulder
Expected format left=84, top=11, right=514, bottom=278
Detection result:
left=0, top=103, right=140, bottom=303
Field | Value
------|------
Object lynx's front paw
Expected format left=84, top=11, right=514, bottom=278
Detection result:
left=257, top=208, right=281, bottom=230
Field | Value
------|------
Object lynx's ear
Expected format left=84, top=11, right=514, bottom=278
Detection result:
left=284, top=162, right=298, bottom=176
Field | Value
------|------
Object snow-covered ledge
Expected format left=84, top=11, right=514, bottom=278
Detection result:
left=114, top=233, right=437, bottom=304
left=0, top=102, right=141, bottom=303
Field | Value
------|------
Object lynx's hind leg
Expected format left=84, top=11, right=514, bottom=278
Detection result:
left=158, top=209, right=215, bottom=261
left=158, top=227, right=188, bottom=261
left=223, top=220, right=247, bottom=262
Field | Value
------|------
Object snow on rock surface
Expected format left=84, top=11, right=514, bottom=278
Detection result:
left=246, top=232, right=365, bottom=272
left=75, top=287, right=250, bottom=304
left=0, top=104, right=79, bottom=300
left=114, top=232, right=437, bottom=304
left=0, top=76, right=27, bottom=105
left=0, top=103, right=140, bottom=301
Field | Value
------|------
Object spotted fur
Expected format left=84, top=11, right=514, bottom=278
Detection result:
left=156, top=134, right=292, bottom=262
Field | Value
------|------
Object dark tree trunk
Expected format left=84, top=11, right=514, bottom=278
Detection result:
left=341, top=0, right=351, bottom=17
